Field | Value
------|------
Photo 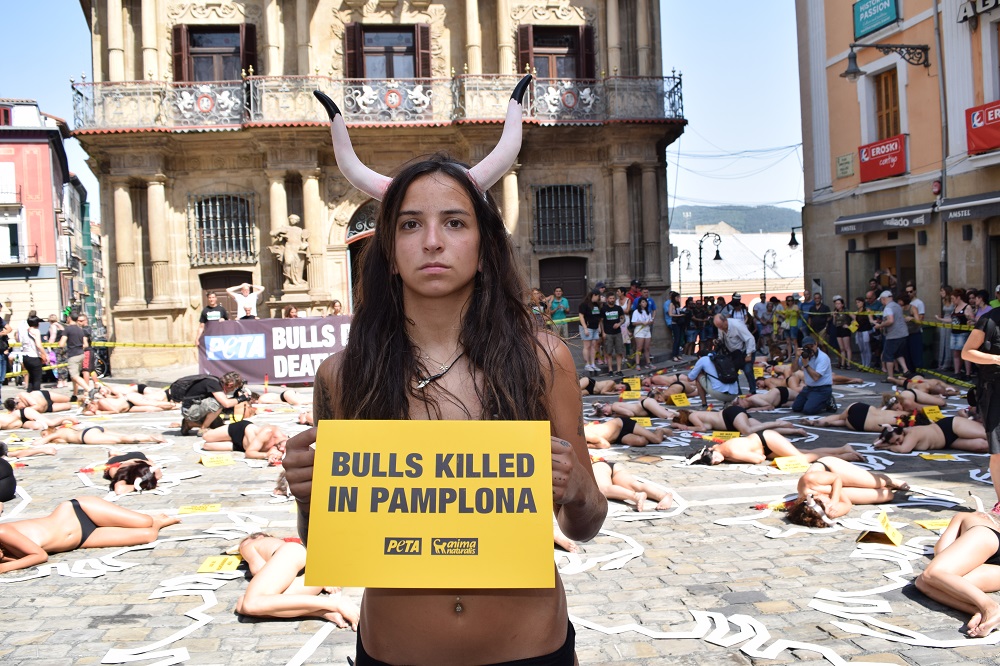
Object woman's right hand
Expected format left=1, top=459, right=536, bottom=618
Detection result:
left=283, top=427, right=317, bottom=510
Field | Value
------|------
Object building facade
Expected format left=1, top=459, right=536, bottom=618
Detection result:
left=72, top=0, right=685, bottom=369
left=0, top=99, right=82, bottom=319
left=796, top=0, right=1000, bottom=305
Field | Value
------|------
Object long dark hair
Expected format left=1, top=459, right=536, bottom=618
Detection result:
left=338, top=155, right=551, bottom=421
left=108, top=461, right=158, bottom=492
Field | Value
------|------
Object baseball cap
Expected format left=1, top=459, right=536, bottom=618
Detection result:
left=595, top=281, right=606, bottom=289
left=801, top=336, right=816, bottom=346
left=832, top=295, right=844, bottom=302
left=630, top=279, right=641, bottom=287
left=878, top=290, right=893, bottom=299
left=995, top=284, right=1000, bottom=293
left=731, top=293, right=742, bottom=300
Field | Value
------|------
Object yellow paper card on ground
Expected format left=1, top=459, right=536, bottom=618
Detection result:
left=773, top=456, right=811, bottom=473
left=197, top=555, right=243, bottom=573
left=623, top=377, right=641, bottom=390
left=922, top=406, right=944, bottom=422
left=915, top=519, right=952, bottom=532
left=919, top=453, right=956, bottom=461
left=306, top=420, right=554, bottom=589
left=753, top=367, right=764, bottom=378
left=857, top=510, right=903, bottom=546
left=712, top=431, right=741, bottom=440
left=200, top=453, right=234, bottom=467
left=632, top=417, right=652, bottom=427
left=619, top=391, right=642, bottom=400
left=670, top=393, right=690, bottom=406
left=179, top=504, right=221, bottom=514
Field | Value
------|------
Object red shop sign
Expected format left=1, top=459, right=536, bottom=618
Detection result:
left=858, top=134, right=907, bottom=183
left=966, top=100, right=1000, bottom=155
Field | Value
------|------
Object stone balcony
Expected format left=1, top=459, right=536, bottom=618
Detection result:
left=71, top=74, right=683, bottom=132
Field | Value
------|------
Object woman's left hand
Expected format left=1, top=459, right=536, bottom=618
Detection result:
left=550, top=436, right=587, bottom=506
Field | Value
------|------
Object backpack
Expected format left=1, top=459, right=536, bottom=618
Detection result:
left=709, top=353, right=740, bottom=384
left=166, top=374, right=218, bottom=404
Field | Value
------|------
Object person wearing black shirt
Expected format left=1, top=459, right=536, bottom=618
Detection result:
left=196, top=292, right=229, bottom=343
left=60, top=313, right=93, bottom=399
left=178, top=371, right=247, bottom=436
left=0, top=303, right=10, bottom=391
left=600, top=292, right=626, bottom=376
left=961, top=307, right=1000, bottom=516
left=807, top=292, right=831, bottom=340
left=578, top=291, right=603, bottom=372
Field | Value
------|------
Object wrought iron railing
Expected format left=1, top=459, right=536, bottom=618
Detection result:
left=186, top=193, right=258, bottom=266
left=73, top=73, right=683, bottom=131
left=530, top=184, right=594, bottom=252
left=0, top=244, right=39, bottom=265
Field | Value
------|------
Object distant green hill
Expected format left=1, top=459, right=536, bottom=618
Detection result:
left=669, top=205, right=801, bottom=234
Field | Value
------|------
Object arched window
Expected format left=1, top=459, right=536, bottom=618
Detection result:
left=187, top=193, right=257, bottom=266
left=532, top=184, right=592, bottom=251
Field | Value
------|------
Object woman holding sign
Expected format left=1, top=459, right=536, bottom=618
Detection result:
left=283, top=76, right=607, bottom=666
left=915, top=511, right=1000, bottom=638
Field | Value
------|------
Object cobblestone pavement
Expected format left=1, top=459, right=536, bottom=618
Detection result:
left=1, top=366, right=999, bottom=665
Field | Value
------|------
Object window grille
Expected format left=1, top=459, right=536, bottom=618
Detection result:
left=531, top=185, right=593, bottom=252
left=187, top=193, right=257, bottom=266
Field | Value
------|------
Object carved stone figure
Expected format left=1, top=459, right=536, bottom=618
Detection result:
left=269, top=214, right=310, bottom=287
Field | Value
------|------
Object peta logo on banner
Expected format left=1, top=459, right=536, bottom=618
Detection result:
left=205, top=334, right=266, bottom=360
left=384, top=537, right=422, bottom=555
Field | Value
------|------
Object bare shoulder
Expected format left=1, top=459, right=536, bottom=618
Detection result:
left=313, top=352, right=345, bottom=420
left=533, top=330, right=574, bottom=374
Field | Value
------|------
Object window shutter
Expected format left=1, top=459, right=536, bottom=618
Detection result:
left=345, top=23, right=363, bottom=78
left=517, top=24, right=533, bottom=75
left=415, top=24, right=432, bottom=78
left=172, top=24, right=190, bottom=82
left=240, top=23, right=258, bottom=76
left=580, top=24, right=596, bottom=79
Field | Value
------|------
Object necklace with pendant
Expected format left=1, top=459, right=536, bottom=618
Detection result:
left=415, top=351, right=464, bottom=389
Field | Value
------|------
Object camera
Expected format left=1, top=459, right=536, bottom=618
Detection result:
left=235, top=386, right=253, bottom=403
left=800, top=347, right=815, bottom=361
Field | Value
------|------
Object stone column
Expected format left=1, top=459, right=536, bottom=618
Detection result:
left=267, top=171, right=288, bottom=293
left=141, top=0, right=158, bottom=79
left=611, top=165, right=630, bottom=284
left=497, top=0, right=514, bottom=74
left=465, top=0, right=483, bottom=74
left=296, top=0, right=311, bottom=75
left=113, top=179, right=141, bottom=305
left=146, top=175, right=171, bottom=303
left=641, top=165, right=661, bottom=284
left=636, top=0, right=651, bottom=76
left=502, top=167, right=519, bottom=236
left=301, top=168, right=325, bottom=297
left=606, top=0, right=621, bottom=75
left=266, top=0, right=282, bottom=76
left=107, top=0, right=125, bottom=81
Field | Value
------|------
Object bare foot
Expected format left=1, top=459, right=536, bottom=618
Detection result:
left=838, top=446, right=862, bottom=462
left=634, top=491, right=647, bottom=512
left=153, top=514, right=182, bottom=529
left=150, top=434, right=166, bottom=443
left=655, top=492, right=674, bottom=510
left=553, top=531, right=578, bottom=552
left=969, top=603, right=1000, bottom=637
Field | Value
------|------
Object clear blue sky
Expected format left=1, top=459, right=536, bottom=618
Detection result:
left=3, top=1, right=804, bottom=221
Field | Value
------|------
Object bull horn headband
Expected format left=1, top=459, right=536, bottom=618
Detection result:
left=313, top=75, right=532, bottom=201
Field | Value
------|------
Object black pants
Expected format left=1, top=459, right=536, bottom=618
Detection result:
left=23, top=355, right=43, bottom=392
left=728, top=349, right=756, bottom=395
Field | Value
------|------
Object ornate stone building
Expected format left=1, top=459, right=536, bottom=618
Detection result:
left=73, top=0, right=684, bottom=369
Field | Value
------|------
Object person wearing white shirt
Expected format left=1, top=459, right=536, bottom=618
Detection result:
left=791, top=336, right=834, bottom=415
left=713, top=314, right=757, bottom=395
left=227, top=283, right=265, bottom=318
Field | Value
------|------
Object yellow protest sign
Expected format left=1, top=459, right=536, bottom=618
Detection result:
left=922, top=406, right=944, bottom=422
left=306, top=420, right=554, bottom=589
left=179, top=504, right=221, bottom=514
left=632, top=417, right=652, bottom=427
left=753, top=367, right=764, bottom=378
left=619, top=391, right=642, bottom=400
left=847, top=321, right=859, bottom=333
left=623, top=377, right=641, bottom=390
left=915, top=519, right=952, bottom=532
left=919, top=453, right=956, bottom=461
left=669, top=393, right=690, bottom=406
left=712, top=431, right=741, bottom=440
left=773, top=456, right=811, bottom=473
left=197, top=555, right=243, bottom=573
left=200, top=453, right=234, bottom=467
left=857, top=509, right=903, bottom=546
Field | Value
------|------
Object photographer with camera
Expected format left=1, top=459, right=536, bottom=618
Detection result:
left=171, top=371, right=248, bottom=436
left=791, top=336, right=835, bottom=415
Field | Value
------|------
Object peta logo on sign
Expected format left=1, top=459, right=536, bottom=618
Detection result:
left=384, top=537, right=422, bottom=555
left=205, top=334, right=266, bottom=360
left=431, top=537, right=479, bottom=556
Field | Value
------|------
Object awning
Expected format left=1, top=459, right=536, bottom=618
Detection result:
left=834, top=203, right=934, bottom=235
left=938, top=190, right=1000, bottom=222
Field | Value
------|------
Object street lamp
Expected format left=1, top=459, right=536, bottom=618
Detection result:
left=839, top=42, right=930, bottom=81
left=676, top=249, right=691, bottom=298
left=763, top=249, right=777, bottom=295
left=698, top=232, right=722, bottom=301
left=788, top=226, right=802, bottom=249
